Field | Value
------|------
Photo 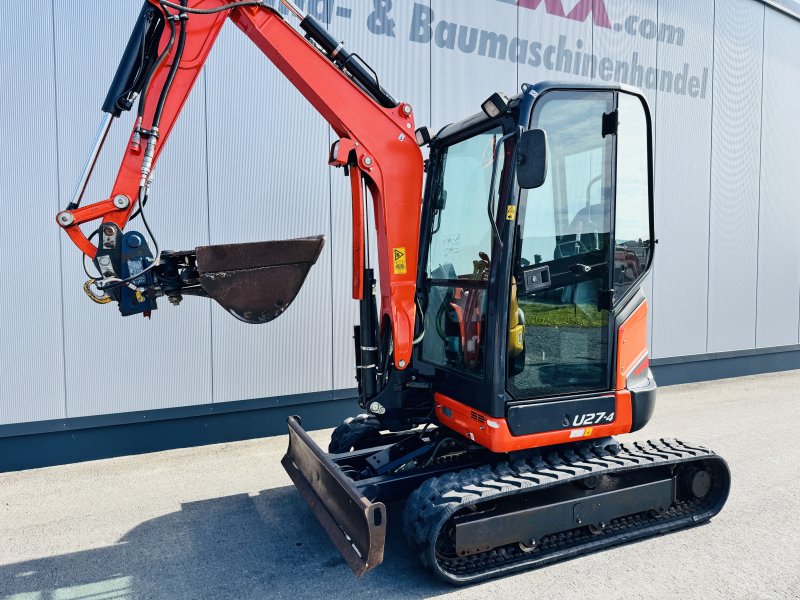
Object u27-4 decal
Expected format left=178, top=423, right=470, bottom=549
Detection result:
left=572, top=412, right=615, bottom=427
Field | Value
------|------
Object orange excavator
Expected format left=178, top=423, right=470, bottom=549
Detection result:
left=57, top=0, right=730, bottom=584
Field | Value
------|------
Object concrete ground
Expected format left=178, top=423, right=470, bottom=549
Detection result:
left=2, top=372, right=799, bottom=600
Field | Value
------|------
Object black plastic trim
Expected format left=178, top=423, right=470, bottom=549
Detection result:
left=629, top=376, right=657, bottom=433
left=507, top=395, right=616, bottom=435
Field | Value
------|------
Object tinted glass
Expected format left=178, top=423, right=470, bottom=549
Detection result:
left=508, top=91, right=614, bottom=399
left=614, top=93, right=652, bottom=298
left=422, top=283, right=488, bottom=376
left=422, top=127, right=510, bottom=377
left=427, top=128, right=506, bottom=279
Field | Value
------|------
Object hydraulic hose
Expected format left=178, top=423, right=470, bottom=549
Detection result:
left=152, top=0, right=188, bottom=129
left=137, top=7, right=176, bottom=119
left=159, top=0, right=271, bottom=14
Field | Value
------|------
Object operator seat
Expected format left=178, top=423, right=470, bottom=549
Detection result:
left=556, top=202, right=609, bottom=307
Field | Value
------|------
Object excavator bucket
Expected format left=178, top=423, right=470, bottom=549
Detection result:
left=196, top=236, right=325, bottom=324
left=281, top=416, right=387, bottom=576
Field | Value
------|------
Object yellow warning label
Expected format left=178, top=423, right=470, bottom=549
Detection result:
left=393, top=247, right=407, bottom=274
left=506, top=205, right=517, bottom=220
left=584, top=427, right=593, bottom=437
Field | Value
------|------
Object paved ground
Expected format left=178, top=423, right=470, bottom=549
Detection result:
left=2, top=371, right=799, bottom=600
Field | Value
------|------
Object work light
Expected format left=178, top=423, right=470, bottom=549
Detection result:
left=481, top=92, right=509, bottom=118
left=415, top=126, right=432, bottom=146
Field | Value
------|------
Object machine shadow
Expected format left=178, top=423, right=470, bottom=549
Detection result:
left=0, top=486, right=450, bottom=600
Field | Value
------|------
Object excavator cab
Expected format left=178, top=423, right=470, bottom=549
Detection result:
left=416, top=83, right=657, bottom=450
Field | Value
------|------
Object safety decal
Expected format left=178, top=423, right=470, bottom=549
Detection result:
left=393, top=247, right=407, bottom=274
left=506, top=205, right=517, bottom=220
left=569, top=427, right=594, bottom=439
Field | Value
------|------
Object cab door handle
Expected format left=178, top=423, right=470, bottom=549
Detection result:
left=570, top=263, right=592, bottom=275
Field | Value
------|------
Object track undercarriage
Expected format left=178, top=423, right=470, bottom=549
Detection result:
left=282, top=416, right=731, bottom=584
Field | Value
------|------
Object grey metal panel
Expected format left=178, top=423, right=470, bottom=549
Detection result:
left=592, top=0, right=657, bottom=103
left=0, top=388, right=357, bottom=440
left=4, top=0, right=800, bottom=429
left=53, top=1, right=214, bottom=417
left=204, top=21, right=333, bottom=401
left=707, top=0, right=765, bottom=353
left=329, top=1, right=433, bottom=389
left=592, top=1, right=658, bottom=347
left=651, top=0, right=715, bottom=358
left=430, top=0, right=518, bottom=130
left=758, top=0, right=800, bottom=21
left=651, top=345, right=800, bottom=386
left=756, top=9, right=800, bottom=347
left=0, top=395, right=360, bottom=473
left=330, top=154, right=358, bottom=392
left=0, top=4, right=66, bottom=424
left=517, top=0, right=593, bottom=85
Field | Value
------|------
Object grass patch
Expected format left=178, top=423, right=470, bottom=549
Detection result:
left=521, top=301, right=606, bottom=328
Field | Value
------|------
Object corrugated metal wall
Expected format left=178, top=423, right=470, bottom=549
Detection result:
left=651, top=0, right=715, bottom=358
left=1, top=0, right=798, bottom=426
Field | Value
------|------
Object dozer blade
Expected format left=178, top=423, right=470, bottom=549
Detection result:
left=196, top=236, right=324, bottom=324
left=282, top=416, right=386, bottom=576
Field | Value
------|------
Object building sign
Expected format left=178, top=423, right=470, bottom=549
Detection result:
left=268, top=0, right=709, bottom=100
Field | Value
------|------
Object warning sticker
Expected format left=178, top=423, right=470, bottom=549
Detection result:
left=393, top=247, right=407, bottom=274
left=506, top=205, right=517, bottom=220
left=569, top=427, right=594, bottom=439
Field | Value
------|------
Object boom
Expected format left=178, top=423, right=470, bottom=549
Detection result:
left=56, top=0, right=424, bottom=370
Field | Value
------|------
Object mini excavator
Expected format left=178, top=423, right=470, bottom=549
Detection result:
left=57, top=0, right=730, bottom=584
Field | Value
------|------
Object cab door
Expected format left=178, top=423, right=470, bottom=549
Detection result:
left=508, top=89, right=654, bottom=401
left=418, top=123, right=517, bottom=412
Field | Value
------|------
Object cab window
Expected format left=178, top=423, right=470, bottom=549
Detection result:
left=508, top=91, right=614, bottom=399
left=422, top=127, right=511, bottom=377
left=614, top=93, right=652, bottom=297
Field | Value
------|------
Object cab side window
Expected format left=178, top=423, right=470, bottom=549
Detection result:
left=614, top=94, right=652, bottom=298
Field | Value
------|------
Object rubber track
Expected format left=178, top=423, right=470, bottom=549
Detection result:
left=402, top=438, right=730, bottom=585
